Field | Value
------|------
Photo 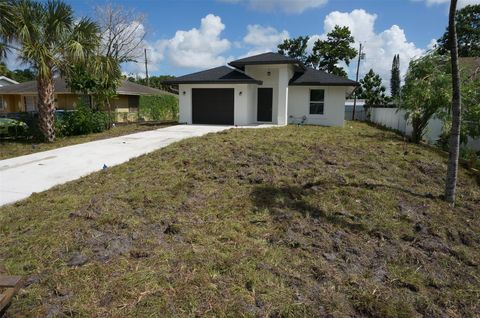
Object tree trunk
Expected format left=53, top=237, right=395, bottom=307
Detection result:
left=106, top=97, right=112, bottom=128
left=37, top=76, right=56, bottom=142
left=445, top=0, right=462, bottom=204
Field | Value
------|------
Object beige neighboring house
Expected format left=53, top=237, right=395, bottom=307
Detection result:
left=0, top=77, right=171, bottom=122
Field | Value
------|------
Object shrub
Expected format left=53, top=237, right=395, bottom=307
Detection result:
left=139, top=94, right=178, bottom=121
left=0, top=118, right=28, bottom=138
left=62, top=104, right=110, bottom=136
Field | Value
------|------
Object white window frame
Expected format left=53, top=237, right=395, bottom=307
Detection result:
left=309, top=89, right=325, bottom=115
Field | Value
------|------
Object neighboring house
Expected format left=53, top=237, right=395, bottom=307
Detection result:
left=165, top=52, right=358, bottom=127
left=0, top=76, right=19, bottom=113
left=0, top=76, right=19, bottom=87
left=0, top=77, right=170, bottom=122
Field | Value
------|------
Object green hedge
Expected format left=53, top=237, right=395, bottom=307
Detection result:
left=139, top=94, right=178, bottom=121
left=58, top=105, right=110, bottom=137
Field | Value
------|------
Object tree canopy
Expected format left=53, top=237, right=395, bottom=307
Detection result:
left=399, top=52, right=452, bottom=143
left=0, top=62, right=36, bottom=82
left=277, top=36, right=310, bottom=65
left=390, top=54, right=401, bottom=99
left=311, top=26, right=357, bottom=77
left=278, top=26, right=357, bottom=77
left=8, top=0, right=100, bottom=141
left=357, top=69, right=389, bottom=108
left=437, top=4, right=480, bottom=57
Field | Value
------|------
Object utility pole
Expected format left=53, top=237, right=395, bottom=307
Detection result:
left=352, top=43, right=363, bottom=121
left=144, top=48, right=149, bottom=87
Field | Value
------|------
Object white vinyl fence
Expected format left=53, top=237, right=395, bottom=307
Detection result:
left=369, top=107, right=480, bottom=151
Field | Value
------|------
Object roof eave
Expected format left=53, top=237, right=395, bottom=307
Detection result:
left=229, top=61, right=305, bottom=70
left=289, top=82, right=360, bottom=87
left=164, top=80, right=263, bottom=85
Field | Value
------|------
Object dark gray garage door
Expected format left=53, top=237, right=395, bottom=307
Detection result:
left=192, top=88, right=234, bottom=125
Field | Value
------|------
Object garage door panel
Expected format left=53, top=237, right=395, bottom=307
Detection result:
left=192, top=88, right=234, bottom=125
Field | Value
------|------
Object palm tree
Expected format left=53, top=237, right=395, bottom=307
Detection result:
left=14, top=0, right=99, bottom=142
left=445, top=0, right=462, bottom=204
left=0, top=0, right=16, bottom=61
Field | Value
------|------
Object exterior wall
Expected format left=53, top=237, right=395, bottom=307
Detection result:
left=113, top=95, right=139, bottom=123
left=244, top=64, right=296, bottom=125
left=177, top=65, right=349, bottom=127
left=178, top=83, right=253, bottom=125
left=288, top=86, right=346, bottom=127
left=56, top=94, right=83, bottom=110
left=0, top=95, right=22, bottom=113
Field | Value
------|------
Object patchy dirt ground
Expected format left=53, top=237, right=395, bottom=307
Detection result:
left=0, top=122, right=479, bottom=317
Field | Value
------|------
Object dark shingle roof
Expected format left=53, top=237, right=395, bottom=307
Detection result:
left=289, top=68, right=359, bottom=86
left=163, top=66, right=262, bottom=85
left=229, top=52, right=303, bottom=70
left=0, top=78, right=171, bottom=95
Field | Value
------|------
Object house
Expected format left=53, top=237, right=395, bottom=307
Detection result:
left=0, top=77, right=171, bottom=122
left=164, top=52, right=358, bottom=127
left=0, top=76, right=18, bottom=87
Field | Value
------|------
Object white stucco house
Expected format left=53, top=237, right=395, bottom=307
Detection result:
left=165, top=52, right=358, bottom=127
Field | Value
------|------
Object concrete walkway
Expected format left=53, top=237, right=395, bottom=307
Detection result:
left=0, top=124, right=263, bottom=206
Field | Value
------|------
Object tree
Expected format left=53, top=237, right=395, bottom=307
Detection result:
left=0, top=62, right=36, bottom=82
left=277, top=36, right=310, bottom=65
left=95, top=2, right=146, bottom=63
left=0, top=0, right=16, bottom=61
left=12, top=0, right=99, bottom=142
left=437, top=4, right=480, bottom=57
left=311, top=26, right=357, bottom=77
left=357, top=69, right=389, bottom=119
left=131, top=75, right=178, bottom=94
left=460, top=76, right=480, bottom=140
left=399, top=53, right=451, bottom=144
left=66, top=56, right=122, bottom=127
left=390, top=54, right=401, bottom=99
left=277, top=26, right=357, bottom=76
left=445, top=0, right=462, bottom=204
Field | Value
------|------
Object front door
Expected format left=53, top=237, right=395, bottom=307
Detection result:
left=257, top=88, right=273, bottom=122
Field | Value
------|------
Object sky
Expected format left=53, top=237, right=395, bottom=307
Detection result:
left=6, top=0, right=480, bottom=88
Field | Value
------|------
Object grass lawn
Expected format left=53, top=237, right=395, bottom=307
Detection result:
left=0, top=122, right=173, bottom=160
left=0, top=122, right=479, bottom=317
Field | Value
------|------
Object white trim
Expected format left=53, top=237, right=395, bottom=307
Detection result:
left=255, top=86, right=274, bottom=123
left=0, top=76, right=19, bottom=85
left=309, top=88, right=325, bottom=115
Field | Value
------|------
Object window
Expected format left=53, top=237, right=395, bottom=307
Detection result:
left=309, top=89, right=325, bottom=115
left=128, top=95, right=140, bottom=111
left=24, top=96, right=38, bottom=112
left=79, top=95, right=92, bottom=107
left=0, top=96, right=5, bottom=111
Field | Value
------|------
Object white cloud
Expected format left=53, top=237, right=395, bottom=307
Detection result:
left=163, top=14, right=231, bottom=69
left=219, top=0, right=328, bottom=14
left=124, top=14, right=231, bottom=74
left=322, top=9, right=424, bottom=90
left=427, top=38, right=438, bottom=50
left=243, top=25, right=289, bottom=56
left=413, top=0, right=480, bottom=8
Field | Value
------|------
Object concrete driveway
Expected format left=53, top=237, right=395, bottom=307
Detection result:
left=0, top=125, right=239, bottom=206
